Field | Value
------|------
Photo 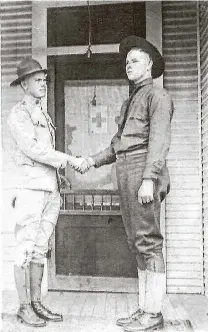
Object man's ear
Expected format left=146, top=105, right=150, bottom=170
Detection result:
left=20, top=79, right=27, bottom=91
left=148, top=59, right=153, bottom=72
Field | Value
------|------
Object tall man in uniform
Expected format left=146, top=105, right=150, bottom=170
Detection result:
left=8, top=58, right=83, bottom=327
left=78, top=36, right=174, bottom=331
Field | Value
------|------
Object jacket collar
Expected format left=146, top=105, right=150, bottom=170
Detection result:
left=134, top=77, right=153, bottom=90
left=22, top=94, right=42, bottom=107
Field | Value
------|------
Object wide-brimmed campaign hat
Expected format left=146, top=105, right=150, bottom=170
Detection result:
left=10, top=58, right=47, bottom=86
left=119, top=35, right=164, bottom=79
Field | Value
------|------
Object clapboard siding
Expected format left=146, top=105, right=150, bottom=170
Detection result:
left=1, top=1, right=32, bottom=290
left=199, top=2, right=208, bottom=297
left=162, top=2, right=203, bottom=294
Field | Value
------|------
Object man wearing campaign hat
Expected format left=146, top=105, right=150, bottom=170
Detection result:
left=78, top=36, right=174, bottom=331
left=8, top=58, right=84, bottom=327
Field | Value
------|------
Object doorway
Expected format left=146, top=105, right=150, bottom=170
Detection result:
left=47, top=54, right=138, bottom=292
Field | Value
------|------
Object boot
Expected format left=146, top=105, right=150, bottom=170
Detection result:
left=124, top=271, right=166, bottom=331
left=116, top=269, right=146, bottom=327
left=30, top=262, right=63, bottom=322
left=14, top=265, right=46, bottom=327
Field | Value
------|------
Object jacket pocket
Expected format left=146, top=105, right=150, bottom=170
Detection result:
left=123, top=116, right=149, bottom=137
left=15, top=152, right=35, bottom=167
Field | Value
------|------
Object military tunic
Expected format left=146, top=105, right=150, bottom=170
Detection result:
left=8, top=95, right=69, bottom=266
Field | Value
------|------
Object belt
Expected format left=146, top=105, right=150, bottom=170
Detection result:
left=116, top=148, right=147, bottom=159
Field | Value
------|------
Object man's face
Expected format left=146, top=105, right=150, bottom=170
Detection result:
left=22, top=72, right=47, bottom=99
left=125, top=49, right=152, bottom=84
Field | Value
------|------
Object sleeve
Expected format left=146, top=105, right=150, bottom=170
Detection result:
left=90, top=136, right=117, bottom=168
left=142, top=89, right=174, bottom=180
left=8, top=109, right=70, bottom=169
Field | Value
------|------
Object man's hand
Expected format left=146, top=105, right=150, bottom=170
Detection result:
left=138, top=179, right=154, bottom=204
left=14, top=250, right=32, bottom=269
left=68, top=156, right=95, bottom=174
left=67, top=156, right=87, bottom=171
left=77, top=157, right=95, bottom=174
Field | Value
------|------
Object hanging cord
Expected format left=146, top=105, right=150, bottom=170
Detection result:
left=87, top=0, right=92, bottom=48
left=86, top=0, right=92, bottom=58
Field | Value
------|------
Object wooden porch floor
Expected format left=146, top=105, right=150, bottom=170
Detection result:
left=2, top=290, right=208, bottom=332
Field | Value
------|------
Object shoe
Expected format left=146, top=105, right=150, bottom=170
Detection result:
left=17, top=303, right=46, bottom=327
left=31, top=301, right=63, bottom=322
left=124, top=312, right=164, bottom=331
left=30, top=262, right=63, bottom=322
left=116, top=309, right=144, bottom=327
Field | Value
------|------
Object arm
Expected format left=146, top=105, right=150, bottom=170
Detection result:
left=138, top=89, right=173, bottom=204
left=75, top=135, right=118, bottom=174
left=142, top=89, right=174, bottom=180
left=8, top=108, right=73, bottom=169
left=90, top=145, right=116, bottom=168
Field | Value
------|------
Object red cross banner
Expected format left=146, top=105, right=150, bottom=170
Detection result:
left=89, top=103, right=108, bottom=134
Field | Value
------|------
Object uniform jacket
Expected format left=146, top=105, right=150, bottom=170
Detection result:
left=8, top=95, right=69, bottom=191
left=91, top=78, right=174, bottom=180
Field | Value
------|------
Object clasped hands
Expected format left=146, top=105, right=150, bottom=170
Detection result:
left=68, top=156, right=95, bottom=174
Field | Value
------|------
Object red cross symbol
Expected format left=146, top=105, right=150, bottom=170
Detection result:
left=92, top=112, right=106, bottom=128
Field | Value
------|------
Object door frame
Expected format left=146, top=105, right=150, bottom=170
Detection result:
left=47, top=54, right=140, bottom=292
left=32, top=0, right=165, bottom=292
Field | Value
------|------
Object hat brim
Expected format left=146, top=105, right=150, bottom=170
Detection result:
left=119, top=36, right=164, bottom=79
left=10, top=69, right=47, bottom=86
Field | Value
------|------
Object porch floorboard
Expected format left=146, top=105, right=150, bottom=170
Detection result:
left=2, top=290, right=208, bottom=331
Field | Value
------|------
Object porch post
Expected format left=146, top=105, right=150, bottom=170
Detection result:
left=32, top=1, right=47, bottom=67
left=146, top=1, right=163, bottom=88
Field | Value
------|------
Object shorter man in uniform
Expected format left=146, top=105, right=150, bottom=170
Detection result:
left=8, top=58, right=83, bottom=327
left=78, top=36, right=174, bottom=331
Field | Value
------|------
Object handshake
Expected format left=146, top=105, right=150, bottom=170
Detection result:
left=67, top=156, right=95, bottom=174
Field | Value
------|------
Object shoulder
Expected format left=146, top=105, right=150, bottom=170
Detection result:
left=148, top=86, right=172, bottom=100
left=8, top=101, right=31, bottom=125
left=147, top=86, right=174, bottom=117
left=10, top=101, right=30, bottom=117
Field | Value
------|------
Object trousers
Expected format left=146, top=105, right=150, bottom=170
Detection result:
left=13, top=188, right=61, bottom=266
left=115, top=153, right=170, bottom=272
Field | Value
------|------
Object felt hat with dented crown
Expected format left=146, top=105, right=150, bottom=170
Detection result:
left=10, top=58, right=47, bottom=86
left=119, top=35, right=164, bottom=79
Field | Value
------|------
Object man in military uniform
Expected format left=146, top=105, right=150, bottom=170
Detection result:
left=79, top=36, right=174, bottom=331
left=8, top=58, right=83, bottom=327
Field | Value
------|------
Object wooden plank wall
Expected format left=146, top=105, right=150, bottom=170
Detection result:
left=162, top=1, right=203, bottom=293
left=1, top=0, right=32, bottom=289
left=199, top=1, right=208, bottom=297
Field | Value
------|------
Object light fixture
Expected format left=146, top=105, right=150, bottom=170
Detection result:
left=85, top=0, right=92, bottom=59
